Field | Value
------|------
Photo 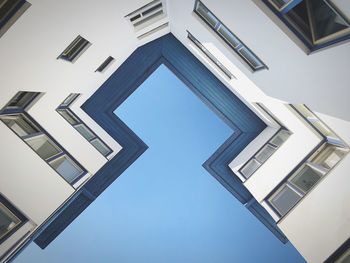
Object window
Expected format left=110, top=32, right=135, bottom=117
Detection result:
left=269, top=184, right=302, bottom=217
left=95, top=56, right=115, bottom=73
left=0, top=194, right=27, bottom=244
left=0, top=92, right=86, bottom=185
left=187, top=31, right=235, bottom=79
left=0, top=0, right=30, bottom=38
left=57, top=35, right=91, bottom=63
left=239, top=103, right=291, bottom=179
left=266, top=104, right=349, bottom=218
left=240, top=129, right=291, bottom=179
left=263, top=0, right=350, bottom=52
left=194, top=0, right=267, bottom=71
left=57, top=94, right=112, bottom=158
left=125, top=0, right=166, bottom=31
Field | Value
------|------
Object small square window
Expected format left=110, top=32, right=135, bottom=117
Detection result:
left=255, top=144, right=277, bottom=163
left=290, top=164, right=323, bottom=193
left=57, top=109, right=79, bottom=126
left=269, top=129, right=290, bottom=147
left=311, top=144, right=347, bottom=170
left=91, top=138, right=111, bottom=157
left=49, top=155, right=84, bottom=184
left=1, top=114, right=39, bottom=138
left=25, top=134, right=62, bottom=160
left=0, top=203, right=21, bottom=240
left=270, top=185, right=302, bottom=217
left=240, top=159, right=261, bottom=179
left=0, top=194, right=27, bottom=244
left=74, top=124, right=95, bottom=141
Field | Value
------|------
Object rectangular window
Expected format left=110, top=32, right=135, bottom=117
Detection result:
left=0, top=92, right=86, bottom=185
left=49, top=155, right=84, bottom=184
left=58, top=35, right=91, bottom=63
left=95, top=56, right=115, bottom=73
left=263, top=0, right=350, bottom=52
left=269, top=184, right=302, bottom=217
left=240, top=128, right=291, bottom=179
left=56, top=94, right=112, bottom=158
left=1, top=114, right=39, bottom=137
left=187, top=31, right=235, bottom=79
left=194, top=0, right=267, bottom=71
left=0, top=194, right=27, bottom=244
left=266, top=104, right=349, bottom=218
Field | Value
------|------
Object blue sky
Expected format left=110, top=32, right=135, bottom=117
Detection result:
left=14, top=65, right=305, bottom=263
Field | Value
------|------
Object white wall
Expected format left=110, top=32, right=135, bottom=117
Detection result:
left=0, top=0, right=147, bottom=222
left=278, top=115, right=350, bottom=263
left=1, top=0, right=350, bottom=261
left=168, top=1, right=350, bottom=261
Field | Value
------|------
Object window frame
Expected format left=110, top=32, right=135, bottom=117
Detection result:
left=194, top=0, right=268, bottom=72
left=262, top=0, right=350, bottom=53
left=0, top=92, right=87, bottom=185
left=56, top=94, right=113, bottom=158
left=57, top=35, right=91, bottom=63
left=0, top=194, right=27, bottom=245
left=265, top=104, right=349, bottom=219
left=187, top=30, right=235, bottom=79
left=238, top=103, right=291, bottom=180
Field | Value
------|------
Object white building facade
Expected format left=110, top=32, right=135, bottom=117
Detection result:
left=0, top=1, right=350, bottom=262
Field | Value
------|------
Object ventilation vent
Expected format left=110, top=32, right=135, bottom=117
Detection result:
left=58, top=35, right=91, bottom=63
left=95, top=56, right=115, bottom=72
left=125, top=0, right=167, bottom=31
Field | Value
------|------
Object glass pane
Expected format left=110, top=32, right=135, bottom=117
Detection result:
left=293, top=104, right=315, bottom=118
left=75, top=124, right=95, bottom=141
left=61, top=93, right=79, bottom=106
left=308, top=0, right=349, bottom=43
left=285, top=2, right=313, bottom=44
left=290, top=164, right=323, bottom=193
left=1, top=114, right=39, bottom=137
left=50, top=155, right=83, bottom=184
left=58, top=109, right=79, bottom=125
left=255, top=144, right=276, bottom=163
left=270, top=129, right=290, bottom=147
left=270, top=185, right=301, bottom=217
left=26, top=134, right=62, bottom=160
left=91, top=138, right=111, bottom=156
left=238, top=47, right=263, bottom=69
left=311, top=144, right=347, bottom=170
left=0, top=202, right=21, bottom=240
left=309, top=119, right=335, bottom=138
left=196, top=2, right=218, bottom=28
left=6, top=92, right=38, bottom=108
left=218, top=26, right=241, bottom=48
left=241, top=159, right=261, bottom=179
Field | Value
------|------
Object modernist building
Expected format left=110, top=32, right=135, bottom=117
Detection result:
left=1, top=0, right=350, bottom=262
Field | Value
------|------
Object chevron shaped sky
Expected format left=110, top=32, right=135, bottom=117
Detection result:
left=13, top=64, right=305, bottom=263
